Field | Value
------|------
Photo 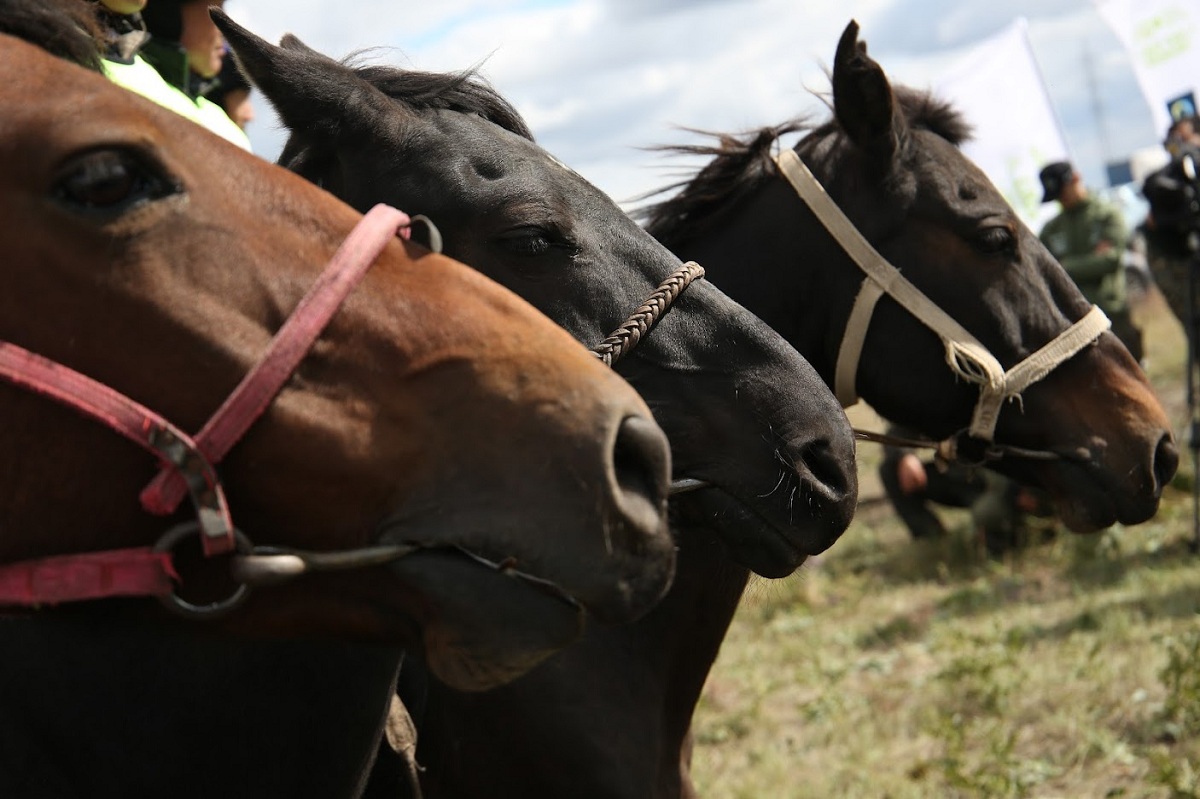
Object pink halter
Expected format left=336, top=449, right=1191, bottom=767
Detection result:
left=0, top=205, right=418, bottom=608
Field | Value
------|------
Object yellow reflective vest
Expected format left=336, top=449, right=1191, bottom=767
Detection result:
left=102, top=55, right=252, bottom=152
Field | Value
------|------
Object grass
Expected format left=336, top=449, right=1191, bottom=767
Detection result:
left=690, top=289, right=1200, bottom=798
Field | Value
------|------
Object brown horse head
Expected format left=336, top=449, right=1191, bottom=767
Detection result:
left=824, top=21, right=1175, bottom=531
left=0, top=30, right=678, bottom=689
left=645, top=20, right=1176, bottom=533
left=216, top=11, right=861, bottom=579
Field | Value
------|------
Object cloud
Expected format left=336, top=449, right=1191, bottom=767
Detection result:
left=233, top=0, right=1164, bottom=203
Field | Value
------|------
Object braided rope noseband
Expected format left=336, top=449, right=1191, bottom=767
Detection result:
left=588, top=261, right=707, bottom=494
left=591, top=261, right=706, bottom=367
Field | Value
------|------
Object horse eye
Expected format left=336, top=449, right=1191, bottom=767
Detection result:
left=53, top=149, right=179, bottom=215
left=975, top=225, right=1015, bottom=254
left=497, top=226, right=574, bottom=258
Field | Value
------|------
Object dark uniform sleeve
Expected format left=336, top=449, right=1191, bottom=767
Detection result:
left=1057, top=204, right=1126, bottom=284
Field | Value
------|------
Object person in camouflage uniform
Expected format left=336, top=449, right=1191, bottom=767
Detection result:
left=1038, top=161, right=1144, bottom=362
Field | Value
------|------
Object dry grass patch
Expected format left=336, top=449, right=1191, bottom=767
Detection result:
left=691, top=290, right=1200, bottom=798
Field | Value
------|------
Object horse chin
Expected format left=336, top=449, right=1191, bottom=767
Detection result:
left=671, top=487, right=814, bottom=578
left=1034, top=459, right=1156, bottom=534
left=387, top=550, right=585, bottom=692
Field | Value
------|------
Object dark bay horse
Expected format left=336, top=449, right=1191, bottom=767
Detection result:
left=396, top=21, right=1181, bottom=799
left=0, top=8, right=680, bottom=795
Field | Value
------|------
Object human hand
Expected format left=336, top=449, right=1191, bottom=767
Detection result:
left=897, top=453, right=927, bottom=494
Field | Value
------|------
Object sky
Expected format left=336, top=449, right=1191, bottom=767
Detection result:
left=222, top=0, right=1164, bottom=208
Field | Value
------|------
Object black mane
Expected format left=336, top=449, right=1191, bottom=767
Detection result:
left=0, top=0, right=103, bottom=71
left=352, top=63, right=535, bottom=141
left=280, top=60, right=537, bottom=183
left=640, top=86, right=971, bottom=248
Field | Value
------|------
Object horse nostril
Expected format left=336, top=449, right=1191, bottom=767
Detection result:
left=1153, top=431, right=1180, bottom=495
left=609, top=414, right=671, bottom=543
left=613, top=414, right=670, bottom=503
left=789, top=439, right=854, bottom=500
left=782, top=437, right=857, bottom=539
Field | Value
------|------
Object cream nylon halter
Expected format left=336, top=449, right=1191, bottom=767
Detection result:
left=774, top=148, right=1111, bottom=442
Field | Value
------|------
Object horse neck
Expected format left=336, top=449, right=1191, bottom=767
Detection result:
left=0, top=613, right=403, bottom=798
left=664, top=178, right=851, bottom=389
left=653, top=524, right=751, bottom=707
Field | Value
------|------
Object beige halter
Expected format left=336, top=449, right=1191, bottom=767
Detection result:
left=774, top=148, right=1110, bottom=443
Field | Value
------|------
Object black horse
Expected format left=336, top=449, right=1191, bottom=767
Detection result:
left=398, top=21, right=1179, bottom=799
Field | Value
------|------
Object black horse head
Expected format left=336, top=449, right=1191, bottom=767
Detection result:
left=218, top=11, right=861, bottom=577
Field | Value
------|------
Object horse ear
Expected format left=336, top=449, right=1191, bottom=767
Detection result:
left=278, top=33, right=327, bottom=59
left=211, top=9, right=400, bottom=141
left=831, top=20, right=905, bottom=168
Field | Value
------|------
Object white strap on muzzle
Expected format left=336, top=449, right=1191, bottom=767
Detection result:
left=774, top=148, right=1110, bottom=442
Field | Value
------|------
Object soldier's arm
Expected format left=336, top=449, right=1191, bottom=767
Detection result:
left=1059, top=208, right=1126, bottom=282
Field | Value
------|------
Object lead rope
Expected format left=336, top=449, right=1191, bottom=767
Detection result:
left=851, top=427, right=1082, bottom=468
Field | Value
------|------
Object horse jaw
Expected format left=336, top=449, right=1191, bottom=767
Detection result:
left=387, top=550, right=585, bottom=691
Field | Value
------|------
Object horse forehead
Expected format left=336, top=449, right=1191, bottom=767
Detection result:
left=401, top=114, right=551, bottom=180
left=461, top=126, right=582, bottom=181
left=903, top=140, right=1000, bottom=215
left=4, top=76, right=140, bottom=165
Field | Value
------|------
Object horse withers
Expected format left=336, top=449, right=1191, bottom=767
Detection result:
left=393, top=20, right=1181, bottom=799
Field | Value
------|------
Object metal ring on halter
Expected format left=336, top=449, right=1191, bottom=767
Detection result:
left=153, top=522, right=254, bottom=619
left=407, top=214, right=444, bottom=254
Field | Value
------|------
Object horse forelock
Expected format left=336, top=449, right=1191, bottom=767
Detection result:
left=893, top=86, right=972, bottom=146
left=350, top=63, right=535, bottom=141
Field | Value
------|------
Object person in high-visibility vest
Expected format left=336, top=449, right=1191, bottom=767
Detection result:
left=95, top=0, right=251, bottom=152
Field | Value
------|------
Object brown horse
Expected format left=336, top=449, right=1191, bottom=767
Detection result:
left=0, top=19, right=680, bottom=673
left=398, top=21, right=1180, bottom=799
left=0, top=7, right=680, bottom=795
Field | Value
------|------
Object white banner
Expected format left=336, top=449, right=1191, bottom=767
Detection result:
left=934, top=18, right=1070, bottom=230
left=1096, top=0, right=1200, bottom=138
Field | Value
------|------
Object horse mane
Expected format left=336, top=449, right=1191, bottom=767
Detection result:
left=640, top=86, right=971, bottom=248
left=281, top=60, right=537, bottom=179
left=352, top=63, right=535, bottom=141
left=0, top=0, right=104, bottom=71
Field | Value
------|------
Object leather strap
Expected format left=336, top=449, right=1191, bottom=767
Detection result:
left=775, top=148, right=1110, bottom=441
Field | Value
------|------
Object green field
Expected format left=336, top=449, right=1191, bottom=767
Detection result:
left=691, top=289, right=1200, bottom=798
